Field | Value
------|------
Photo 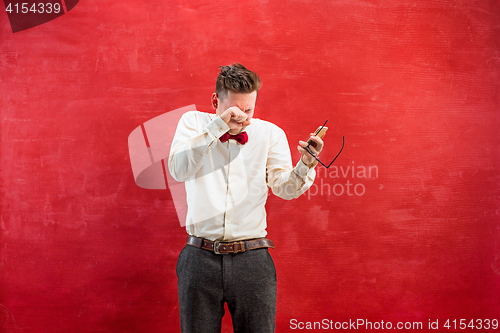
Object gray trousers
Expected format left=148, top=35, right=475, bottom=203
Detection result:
left=176, top=244, right=277, bottom=333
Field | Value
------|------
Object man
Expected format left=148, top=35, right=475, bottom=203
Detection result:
left=168, top=63, right=324, bottom=333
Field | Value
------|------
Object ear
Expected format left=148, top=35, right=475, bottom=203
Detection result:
left=211, top=93, right=218, bottom=110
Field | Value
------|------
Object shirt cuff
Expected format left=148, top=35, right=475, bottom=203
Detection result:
left=205, top=115, right=230, bottom=138
left=294, top=158, right=316, bottom=178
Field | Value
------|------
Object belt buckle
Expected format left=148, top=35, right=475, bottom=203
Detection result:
left=214, top=240, right=223, bottom=254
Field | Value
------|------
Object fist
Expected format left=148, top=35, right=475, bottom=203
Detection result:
left=220, top=107, right=251, bottom=134
left=298, top=133, right=324, bottom=166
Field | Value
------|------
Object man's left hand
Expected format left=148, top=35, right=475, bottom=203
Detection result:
left=298, top=134, right=324, bottom=167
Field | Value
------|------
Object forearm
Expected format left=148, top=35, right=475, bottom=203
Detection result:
left=168, top=114, right=229, bottom=182
left=168, top=135, right=214, bottom=182
left=268, top=159, right=316, bottom=200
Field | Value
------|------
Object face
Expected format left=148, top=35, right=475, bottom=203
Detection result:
left=212, top=90, right=257, bottom=132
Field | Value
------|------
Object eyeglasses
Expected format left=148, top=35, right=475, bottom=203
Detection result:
left=303, top=120, right=345, bottom=168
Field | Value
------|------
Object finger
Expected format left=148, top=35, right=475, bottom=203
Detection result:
left=299, top=147, right=318, bottom=160
left=232, top=116, right=247, bottom=124
left=307, top=135, right=319, bottom=145
left=309, top=135, right=325, bottom=149
left=238, top=113, right=248, bottom=122
left=298, top=140, right=310, bottom=147
left=299, top=140, right=318, bottom=154
left=229, top=108, right=247, bottom=119
left=298, top=142, right=318, bottom=154
left=230, top=111, right=242, bottom=119
left=314, top=137, right=324, bottom=148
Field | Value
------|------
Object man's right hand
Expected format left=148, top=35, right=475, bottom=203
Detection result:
left=219, top=107, right=251, bottom=134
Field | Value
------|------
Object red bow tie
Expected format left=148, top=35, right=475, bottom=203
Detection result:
left=219, top=131, right=248, bottom=145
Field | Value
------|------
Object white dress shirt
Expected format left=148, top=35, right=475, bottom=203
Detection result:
left=168, top=111, right=316, bottom=241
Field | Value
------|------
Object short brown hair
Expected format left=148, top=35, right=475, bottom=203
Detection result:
left=215, top=63, right=262, bottom=99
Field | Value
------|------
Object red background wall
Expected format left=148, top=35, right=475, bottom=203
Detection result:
left=1, top=0, right=499, bottom=332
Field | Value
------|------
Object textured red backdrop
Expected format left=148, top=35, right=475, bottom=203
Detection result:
left=1, top=0, right=499, bottom=332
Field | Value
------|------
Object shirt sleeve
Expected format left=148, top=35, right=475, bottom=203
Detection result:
left=168, top=112, right=229, bottom=182
left=266, top=127, right=317, bottom=200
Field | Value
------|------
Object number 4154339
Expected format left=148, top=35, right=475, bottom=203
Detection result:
left=444, top=319, right=498, bottom=330
left=5, top=2, right=62, bottom=14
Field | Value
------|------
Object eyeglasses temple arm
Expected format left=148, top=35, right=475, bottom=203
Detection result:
left=325, top=136, right=345, bottom=168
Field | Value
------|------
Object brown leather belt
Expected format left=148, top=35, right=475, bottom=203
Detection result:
left=186, top=235, right=275, bottom=254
